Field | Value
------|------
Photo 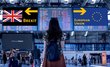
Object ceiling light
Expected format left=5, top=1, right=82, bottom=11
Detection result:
left=84, top=31, right=88, bottom=37
left=71, top=31, right=74, bottom=36
left=91, top=0, right=96, bottom=4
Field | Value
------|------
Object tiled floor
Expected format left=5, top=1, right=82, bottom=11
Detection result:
left=0, top=64, right=110, bottom=67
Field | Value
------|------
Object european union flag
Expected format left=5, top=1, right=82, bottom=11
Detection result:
left=74, top=8, right=108, bottom=26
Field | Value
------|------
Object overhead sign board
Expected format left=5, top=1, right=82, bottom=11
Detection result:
left=73, top=8, right=108, bottom=31
left=2, top=7, right=38, bottom=26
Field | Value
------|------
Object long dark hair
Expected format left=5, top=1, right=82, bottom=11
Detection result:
left=47, top=18, right=62, bottom=41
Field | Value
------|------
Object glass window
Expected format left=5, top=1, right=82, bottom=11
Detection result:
left=63, top=44, right=78, bottom=51
left=105, top=44, right=110, bottom=51
left=94, top=44, right=108, bottom=51
left=35, top=43, right=110, bottom=51
left=50, top=0, right=58, bottom=2
left=108, top=11, right=110, bottom=20
left=77, top=44, right=92, bottom=51
left=35, top=44, right=44, bottom=52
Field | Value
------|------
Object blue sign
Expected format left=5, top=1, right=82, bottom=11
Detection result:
left=74, top=8, right=108, bottom=31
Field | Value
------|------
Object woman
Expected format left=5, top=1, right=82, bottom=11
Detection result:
left=42, top=18, right=66, bottom=67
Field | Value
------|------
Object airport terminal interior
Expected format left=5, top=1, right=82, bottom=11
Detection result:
left=0, top=0, right=110, bottom=67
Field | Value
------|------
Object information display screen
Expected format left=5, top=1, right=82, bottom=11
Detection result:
left=38, top=8, right=73, bottom=31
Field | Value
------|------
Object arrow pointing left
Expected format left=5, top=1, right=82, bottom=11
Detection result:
left=25, top=8, right=38, bottom=15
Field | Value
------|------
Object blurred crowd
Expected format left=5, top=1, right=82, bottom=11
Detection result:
left=1, top=47, right=41, bottom=67
left=64, top=54, right=99, bottom=66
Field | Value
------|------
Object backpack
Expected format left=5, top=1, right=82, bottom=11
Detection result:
left=46, top=40, right=61, bottom=61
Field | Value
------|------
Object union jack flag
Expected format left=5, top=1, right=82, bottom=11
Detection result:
left=3, top=10, right=22, bottom=22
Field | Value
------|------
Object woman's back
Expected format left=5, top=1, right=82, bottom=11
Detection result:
left=42, top=18, right=66, bottom=67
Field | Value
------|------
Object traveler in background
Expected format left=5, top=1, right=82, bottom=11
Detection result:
left=78, top=56, right=81, bottom=65
left=33, top=46, right=41, bottom=67
left=12, top=48, right=19, bottom=67
left=29, top=51, right=34, bottom=67
left=83, top=54, right=87, bottom=66
left=17, top=50, right=21, bottom=61
left=9, top=49, right=14, bottom=67
left=22, top=56, right=26, bottom=64
left=65, top=56, right=67, bottom=64
left=89, top=56, right=91, bottom=65
left=74, top=58, right=77, bottom=66
left=71, top=56, right=74, bottom=65
left=42, top=18, right=66, bottom=67
left=17, top=49, right=22, bottom=67
left=2, top=51, right=7, bottom=65
left=9, top=49, right=18, bottom=67
left=90, top=56, right=93, bottom=65
left=94, top=57, right=96, bottom=64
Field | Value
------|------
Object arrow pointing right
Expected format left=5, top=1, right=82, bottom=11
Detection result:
left=73, top=8, right=86, bottom=15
